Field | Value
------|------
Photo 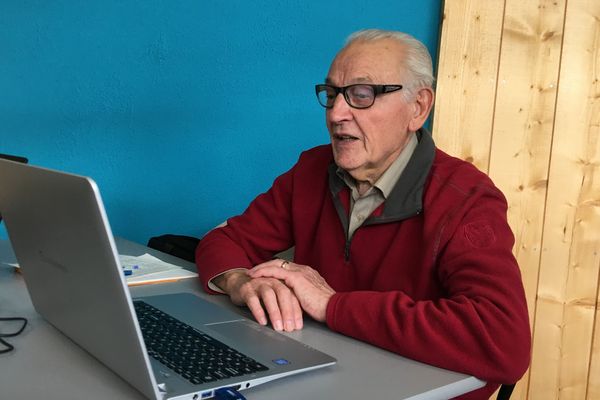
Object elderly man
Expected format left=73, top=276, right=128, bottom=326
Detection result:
left=196, top=29, right=531, bottom=399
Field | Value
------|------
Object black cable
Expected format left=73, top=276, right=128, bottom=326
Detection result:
left=0, top=337, right=15, bottom=354
left=0, top=317, right=28, bottom=337
left=0, top=317, right=28, bottom=354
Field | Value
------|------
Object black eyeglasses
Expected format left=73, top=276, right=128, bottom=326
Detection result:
left=315, top=84, right=403, bottom=109
left=0, top=317, right=28, bottom=354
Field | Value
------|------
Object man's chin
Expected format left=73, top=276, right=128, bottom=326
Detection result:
left=333, top=157, right=363, bottom=173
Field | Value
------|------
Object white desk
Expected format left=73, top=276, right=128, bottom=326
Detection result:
left=0, top=238, right=485, bottom=399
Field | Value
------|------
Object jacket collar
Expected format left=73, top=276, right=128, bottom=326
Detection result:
left=328, top=128, right=435, bottom=228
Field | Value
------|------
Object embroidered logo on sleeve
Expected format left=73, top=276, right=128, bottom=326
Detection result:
left=463, top=221, right=496, bottom=248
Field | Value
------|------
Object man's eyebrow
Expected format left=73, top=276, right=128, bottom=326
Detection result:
left=324, top=77, right=373, bottom=85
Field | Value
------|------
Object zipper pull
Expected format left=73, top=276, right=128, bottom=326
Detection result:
left=344, top=240, right=351, bottom=261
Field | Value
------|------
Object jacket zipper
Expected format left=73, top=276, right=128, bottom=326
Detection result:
left=344, top=239, right=351, bottom=262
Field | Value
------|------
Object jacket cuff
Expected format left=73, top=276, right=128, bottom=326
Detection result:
left=206, top=267, right=249, bottom=294
left=325, top=292, right=344, bottom=331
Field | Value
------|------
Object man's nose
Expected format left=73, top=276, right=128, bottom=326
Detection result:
left=328, top=93, right=352, bottom=122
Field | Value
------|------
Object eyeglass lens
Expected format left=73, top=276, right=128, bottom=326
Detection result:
left=317, top=85, right=375, bottom=109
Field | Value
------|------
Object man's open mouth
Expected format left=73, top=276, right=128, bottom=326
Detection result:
left=333, top=134, right=359, bottom=142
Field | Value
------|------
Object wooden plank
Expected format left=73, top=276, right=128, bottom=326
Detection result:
left=487, top=0, right=566, bottom=398
left=432, top=0, right=504, bottom=173
left=578, top=2, right=600, bottom=399
left=529, top=0, right=600, bottom=398
left=590, top=271, right=600, bottom=399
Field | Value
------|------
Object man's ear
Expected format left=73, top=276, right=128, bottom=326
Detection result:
left=408, top=87, right=435, bottom=132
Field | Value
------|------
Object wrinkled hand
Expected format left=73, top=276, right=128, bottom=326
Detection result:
left=215, top=269, right=303, bottom=332
left=247, top=259, right=336, bottom=323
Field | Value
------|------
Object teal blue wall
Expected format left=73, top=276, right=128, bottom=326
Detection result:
left=1, top=1, right=441, bottom=243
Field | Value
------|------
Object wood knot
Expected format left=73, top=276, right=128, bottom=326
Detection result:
left=541, top=30, right=555, bottom=41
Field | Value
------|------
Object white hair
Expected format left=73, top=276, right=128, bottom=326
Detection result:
left=344, top=29, right=435, bottom=93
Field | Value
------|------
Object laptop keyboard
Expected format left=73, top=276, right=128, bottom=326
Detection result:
left=133, top=300, right=269, bottom=385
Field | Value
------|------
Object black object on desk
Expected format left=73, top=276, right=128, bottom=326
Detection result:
left=0, top=153, right=28, bottom=164
left=0, top=153, right=28, bottom=223
left=147, top=234, right=200, bottom=263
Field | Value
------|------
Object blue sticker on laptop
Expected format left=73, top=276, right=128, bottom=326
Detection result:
left=272, top=358, right=290, bottom=365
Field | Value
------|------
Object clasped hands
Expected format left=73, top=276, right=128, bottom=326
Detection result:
left=216, top=259, right=336, bottom=332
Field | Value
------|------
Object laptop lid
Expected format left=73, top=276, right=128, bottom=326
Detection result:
left=0, top=159, right=336, bottom=400
left=0, top=158, right=162, bottom=400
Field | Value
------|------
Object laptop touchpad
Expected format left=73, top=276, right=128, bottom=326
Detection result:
left=207, top=320, right=292, bottom=355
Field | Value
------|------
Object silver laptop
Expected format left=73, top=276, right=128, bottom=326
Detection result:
left=0, top=159, right=336, bottom=400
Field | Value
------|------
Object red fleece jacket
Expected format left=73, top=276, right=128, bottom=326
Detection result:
left=196, top=130, right=531, bottom=399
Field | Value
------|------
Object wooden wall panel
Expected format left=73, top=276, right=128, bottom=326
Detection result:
left=580, top=3, right=600, bottom=398
left=530, top=1, right=600, bottom=398
left=488, top=1, right=566, bottom=398
left=434, top=0, right=600, bottom=399
left=590, top=284, right=600, bottom=399
left=432, top=0, right=504, bottom=172
left=489, top=0, right=564, bottom=338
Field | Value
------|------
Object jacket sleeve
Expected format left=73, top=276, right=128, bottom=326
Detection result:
left=325, top=186, right=531, bottom=386
left=195, top=164, right=296, bottom=293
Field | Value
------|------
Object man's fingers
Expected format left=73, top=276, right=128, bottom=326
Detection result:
left=248, top=262, right=334, bottom=323
left=233, top=274, right=304, bottom=332
left=245, top=293, right=268, bottom=326
left=260, top=288, right=284, bottom=331
left=291, top=295, right=303, bottom=330
left=250, top=259, right=295, bottom=273
left=274, top=284, right=303, bottom=331
left=247, top=265, right=290, bottom=281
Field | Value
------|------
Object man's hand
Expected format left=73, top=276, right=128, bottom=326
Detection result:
left=214, top=269, right=303, bottom=332
left=247, top=259, right=336, bottom=322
